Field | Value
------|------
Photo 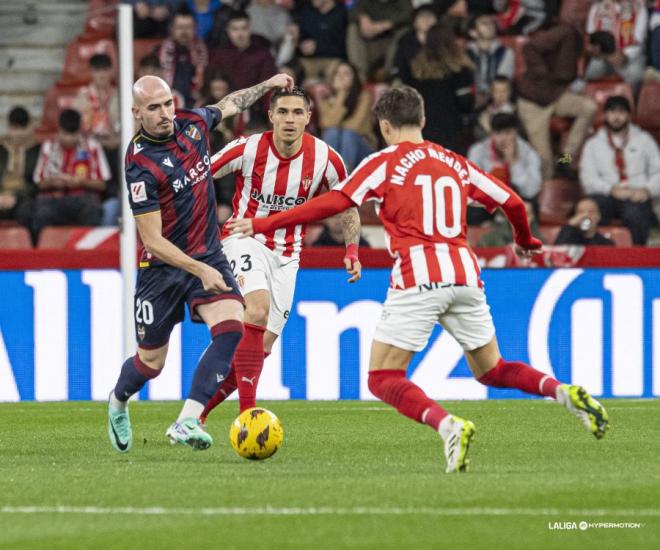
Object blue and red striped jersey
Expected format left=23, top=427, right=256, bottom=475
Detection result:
left=125, top=107, right=222, bottom=265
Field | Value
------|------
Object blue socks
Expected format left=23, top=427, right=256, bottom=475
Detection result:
left=188, top=320, right=244, bottom=406
left=113, top=355, right=160, bottom=402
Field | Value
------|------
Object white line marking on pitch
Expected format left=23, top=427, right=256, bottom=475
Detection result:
left=1, top=506, right=659, bottom=517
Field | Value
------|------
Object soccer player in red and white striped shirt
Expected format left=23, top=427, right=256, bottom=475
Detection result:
left=230, top=86, right=609, bottom=473
left=201, top=87, right=363, bottom=421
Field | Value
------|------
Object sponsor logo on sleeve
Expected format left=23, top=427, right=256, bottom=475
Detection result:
left=130, top=181, right=148, bottom=203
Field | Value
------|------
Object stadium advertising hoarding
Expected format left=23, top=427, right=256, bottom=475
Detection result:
left=0, top=267, right=658, bottom=401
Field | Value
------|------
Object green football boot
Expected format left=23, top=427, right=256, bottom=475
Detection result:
left=165, top=417, right=213, bottom=450
left=108, top=393, right=132, bottom=453
left=557, top=384, right=609, bottom=439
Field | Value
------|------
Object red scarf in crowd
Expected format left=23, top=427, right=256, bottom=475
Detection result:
left=591, top=0, right=643, bottom=49
left=488, top=138, right=511, bottom=186
left=607, top=128, right=629, bottom=182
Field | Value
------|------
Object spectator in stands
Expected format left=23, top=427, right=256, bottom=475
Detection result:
left=585, top=0, right=647, bottom=90
left=347, top=0, right=413, bottom=80
left=186, top=0, right=222, bottom=40
left=248, top=0, right=293, bottom=49
left=494, top=0, right=554, bottom=35
left=651, top=1, right=660, bottom=74
left=154, top=4, right=208, bottom=107
left=391, top=5, right=438, bottom=82
left=313, top=213, right=371, bottom=247
left=0, top=107, right=39, bottom=225
left=74, top=54, right=119, bottom=149
left=467, top=13, right=514, bottom=108
left=476, top=75, right=516, bottom=137
left=579, top=95, right=660, bottom=245
left=402, top=21, right=474, bottom=154
left=477, top=200, right=542, bottom=247
left=31, top=110, right=110, bottom=242
left=137, top=54, right=185, bottom=108
left=317, top=62, right=376, bottom=171
left=197, top=70, right=235, bottom=151
left=296, top=0, right=349, bottom=81
left=208, top=11, right=277, bottom=94
left=130, top=0, right=172, bottom=39
left=554, top=197, right=614, bottom=246
left=468, top=113, right=541, bottom=201
left=516, top=22, right=597, bottom=180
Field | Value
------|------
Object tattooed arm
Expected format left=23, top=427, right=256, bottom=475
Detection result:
left=213, top=74, right=293, bottom=119
left=340, top=207, right=361, bottom=246
left=340, top=207, right=362, bottom=283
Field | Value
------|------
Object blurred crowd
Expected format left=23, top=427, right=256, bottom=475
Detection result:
left=1, top=0, right=660, bottom=248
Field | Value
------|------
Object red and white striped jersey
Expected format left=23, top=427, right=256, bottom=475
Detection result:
left=336, top=140, right=513, bottom=290
left=211, top=131, right=347, bottom=257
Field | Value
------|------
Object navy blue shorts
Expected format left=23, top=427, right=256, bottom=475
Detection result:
left=134, top=250, right=244, bottom=348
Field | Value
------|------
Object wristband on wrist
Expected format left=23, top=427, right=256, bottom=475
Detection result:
left=345, top=243, right=359, bottom=257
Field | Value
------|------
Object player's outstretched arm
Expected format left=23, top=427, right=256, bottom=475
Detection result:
left=340, top=207, right=362, bottom=283
left=228, top=190, right=355, bottom=237
left=214, top=74, right=294, bottom=119
left=135, top=211, right=231, bottom=293
left=499, top=195, right=543, bottom=258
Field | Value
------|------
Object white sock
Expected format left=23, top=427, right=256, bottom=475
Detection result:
left=177, top=399, right=205, bottom=422
left=438, top=415, right=455, bottom=442
left=109, top=390, right=127, bottom=411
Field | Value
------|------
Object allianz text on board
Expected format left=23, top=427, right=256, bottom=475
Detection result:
left=0, top=268, right=658, bottom=401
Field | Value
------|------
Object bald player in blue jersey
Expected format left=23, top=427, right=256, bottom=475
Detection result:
left=107, top=73, right=293, bottom=453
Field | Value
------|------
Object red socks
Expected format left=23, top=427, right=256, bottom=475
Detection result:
left=478, top=358, right=560, bottom=398
left=234, top=323, right=266, bottom=412
left=200, top=367, right=237, bottom=422
left=368, top=370, right=448, bottom=431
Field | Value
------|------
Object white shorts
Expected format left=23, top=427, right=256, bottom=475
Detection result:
left=374, top=284, right=496, bottom=352
left=222, top=236, right=299, bottom=335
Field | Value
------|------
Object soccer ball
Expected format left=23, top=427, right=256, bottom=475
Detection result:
left=229, top=407, right=284, bottom=460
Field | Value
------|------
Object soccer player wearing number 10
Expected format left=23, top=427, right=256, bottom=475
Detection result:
left=229, top=87, right=609, bottom=473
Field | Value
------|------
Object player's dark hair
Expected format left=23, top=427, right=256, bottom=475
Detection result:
left=139, top=53, right=162, bottom=70
left=173, top=4, right=194, bottom=18
left=373, top=86, right=424, bottom=128
left=58, top=109, right=81, bottom=133
left=270, top=86, right=312, bottom=110
left=604, top=95, right=631, bottom=113
left=490, top=112, right=518, bottom=132
left=89, top=53, right=112, bottom=70
left=492, top=75, right=511, bottom=86
left=227, top=10, right=250, bottom=24
left=8, top=106, right=30, bottom=127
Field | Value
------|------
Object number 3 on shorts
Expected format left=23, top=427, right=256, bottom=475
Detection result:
left=230, top=254, right=252, bottom=277
left=135, top=298, right=154, bottom=325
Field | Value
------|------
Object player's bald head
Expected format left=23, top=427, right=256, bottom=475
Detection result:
left=132, top=76, right=171, bottom=107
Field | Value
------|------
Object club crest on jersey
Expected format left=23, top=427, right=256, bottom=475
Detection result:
left=185, top=125, right=201, bottom=141
left=301, top=175, right=312, bottom=191
left=237, top=274, right=245, bottom=289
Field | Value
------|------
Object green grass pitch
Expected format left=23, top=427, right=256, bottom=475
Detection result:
left=1, top=399, right=659, bottom=549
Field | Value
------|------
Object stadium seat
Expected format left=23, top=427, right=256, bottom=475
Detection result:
left=538, top=178, right=583, bottom=225
left=58, top=36, right=118, bottom=87
left=584, top=81, right=635, bottom=126
left=636, top=82, right=660, bottom=134
left=133, top=39, right=162, bottom=69
left=0, top=226, right=32, bottom=249
left=499, top=35, right=528, bottom=82
left=35, top=85, right=81, bottom=136
left=560, top=0, right=595, bottom=30
left=37, top=227, right=79, bottom=249
left=85, top=0, right=117, bottom=37
left=601, top=226, right=633, bottom=247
